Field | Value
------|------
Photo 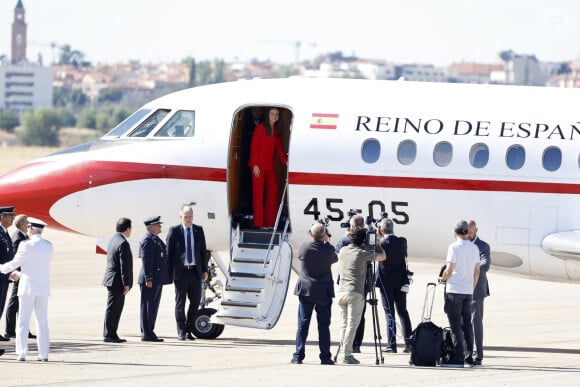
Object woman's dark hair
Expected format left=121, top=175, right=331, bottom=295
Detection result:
left=264, top=107, right=281, bottom=136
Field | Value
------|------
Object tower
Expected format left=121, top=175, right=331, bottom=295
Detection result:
left=11, top=0, right=27, bottom=64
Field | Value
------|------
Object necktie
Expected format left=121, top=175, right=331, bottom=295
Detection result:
left=186, top=227, right=193, bottom=264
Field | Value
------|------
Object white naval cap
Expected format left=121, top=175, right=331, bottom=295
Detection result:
left=27, top=217, right=47, bottom=229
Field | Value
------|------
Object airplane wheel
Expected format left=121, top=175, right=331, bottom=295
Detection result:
left=191, top=308, right=224, bottom=339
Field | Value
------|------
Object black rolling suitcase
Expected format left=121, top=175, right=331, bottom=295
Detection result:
left=409, top=282, right=443, bottom=366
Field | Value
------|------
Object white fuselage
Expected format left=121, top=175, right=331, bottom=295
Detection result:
left=1, top=78, right=579, bottom=282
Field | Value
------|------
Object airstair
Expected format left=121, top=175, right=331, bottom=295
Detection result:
left=211, top=222, right=293, bottom=329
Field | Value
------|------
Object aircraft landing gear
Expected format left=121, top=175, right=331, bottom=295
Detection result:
left=192, top=308, right=225, bottom=339
left=192, top=256, right=225, bottom=339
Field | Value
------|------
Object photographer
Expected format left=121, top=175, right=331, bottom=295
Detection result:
left=376, top=218, right=413, bottom=353
left=291, top=222, right=338, bottom=365
left=335, top=214, right=367, bottom=353
left=336, top=227, right=386, bottom=365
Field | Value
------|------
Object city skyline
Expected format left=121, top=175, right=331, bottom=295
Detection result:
left=1, top=0, right=580, bottom=66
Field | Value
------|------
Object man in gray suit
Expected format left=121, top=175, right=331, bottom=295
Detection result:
left=102, top=218, right=133, bottom=343
left=291, top=222, right=338, bottom=365
left=468, top=220, right=491, bottom=366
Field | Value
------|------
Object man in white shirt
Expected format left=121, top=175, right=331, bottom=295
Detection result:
left=439, top=219, right=480, bottom=367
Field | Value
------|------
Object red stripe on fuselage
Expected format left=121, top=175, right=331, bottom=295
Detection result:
left=288, top=172, right=580, bottom=194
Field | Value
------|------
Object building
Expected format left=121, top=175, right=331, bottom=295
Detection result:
left=0, top=0, right=53, bottom=111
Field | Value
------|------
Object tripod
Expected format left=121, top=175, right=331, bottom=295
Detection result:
left=367, top=249, right=385, bottom=365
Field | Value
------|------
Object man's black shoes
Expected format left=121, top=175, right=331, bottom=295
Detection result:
left=290, top=359, right=303, bottom=364
left=0, top=334, right=9, bottom=341
left=103, top=337, right=124, bottom=343
left=320, top=358, right=335, bottom=365
left=186, top=333, right=195, bottom=341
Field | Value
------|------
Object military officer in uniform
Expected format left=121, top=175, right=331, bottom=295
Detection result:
left=5, top=214, right=36, bottom=340
left=0, top=206, right=16, bottom=342
left=138, top=216, right=171, bottom=342
left=0, top=217, right=53, bottom=361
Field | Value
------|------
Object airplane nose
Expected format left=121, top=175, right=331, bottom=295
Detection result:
left=0, top=157, right=88, bottom=233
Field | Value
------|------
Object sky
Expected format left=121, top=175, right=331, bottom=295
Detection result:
left=1, top=0, right=579, bottom=66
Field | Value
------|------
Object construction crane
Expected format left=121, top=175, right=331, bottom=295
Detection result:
left=258, top=40, right=318, bottom=64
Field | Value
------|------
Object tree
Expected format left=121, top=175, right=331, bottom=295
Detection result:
left=0, top=110, right=20, bottom=133
left=58, top=44, right=91, bottom=68
left=17, top=108, right=64, bottom=146
left=53, top=87, right=88, bottom=110
left=97, top=88, right=124, bottom=104
left=182, top=56, right=197, bottom=87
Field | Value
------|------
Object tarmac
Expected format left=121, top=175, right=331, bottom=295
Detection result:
left=0, top=229, right=579, bottom=386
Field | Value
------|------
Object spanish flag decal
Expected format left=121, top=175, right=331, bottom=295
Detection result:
left=310, top=113, right=339, bottom=129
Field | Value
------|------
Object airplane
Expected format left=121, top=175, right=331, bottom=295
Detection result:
left=1, top=77, right=579, bottom=338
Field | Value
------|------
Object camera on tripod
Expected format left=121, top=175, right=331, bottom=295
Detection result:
left=365, top=212, right=388, bottom=247
left=340, top=209, right=362, bottom=229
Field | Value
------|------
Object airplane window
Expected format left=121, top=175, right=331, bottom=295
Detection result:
left=128, top=109, right=170, bottom=137
left=103, top=109, right=151, bottom=138
left=506, top=144, right=526, bottom=170
left=542, top=146, right=562, bottom=172
left=397, top=140, right=416, bottom=165
left=155, top=110, right=195, bottom=137
left=469, top=143, right=489, bottom=168
left=433, top=141, right=453, bottom=167
left=361, top=139, right=381, bottom=163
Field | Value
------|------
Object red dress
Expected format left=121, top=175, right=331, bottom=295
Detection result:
left=248, top=123, right=287, bottom=228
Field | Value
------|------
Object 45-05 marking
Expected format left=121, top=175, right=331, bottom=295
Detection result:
left=303, top=198, right=410, bottom=224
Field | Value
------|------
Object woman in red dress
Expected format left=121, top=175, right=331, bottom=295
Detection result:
left=248, top=107, right=288, bottom=228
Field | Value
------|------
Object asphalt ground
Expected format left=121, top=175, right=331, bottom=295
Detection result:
left=0, top=229, right=579, bottom=386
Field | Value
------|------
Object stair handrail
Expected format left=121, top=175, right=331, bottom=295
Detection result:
left=264, top=180, right=288, bottom=268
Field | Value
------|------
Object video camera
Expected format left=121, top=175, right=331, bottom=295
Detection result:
left=340, top=209, right=362, bottom=229
left=365, top=212, right=389, bottom=247
left=316, top=217, right=331, bottom=238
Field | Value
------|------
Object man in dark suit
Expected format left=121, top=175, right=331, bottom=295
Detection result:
left=291, top=222, right=338, bottom=365
left=0, top=205, right=16, bottom=342
left=138, top=216, right=171, bottom=342
left=5, top=214, right=35, bottom=339
left=468, top=220, right=491, bottom=366
left=377, top=218, right=413, bottom=353
left=166, top=205, right=208, bottom=340
left=102, top=217, right=133, bottom=343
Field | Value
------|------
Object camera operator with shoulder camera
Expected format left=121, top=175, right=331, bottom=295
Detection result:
left=336, top=226, right=386, bottom=365
left=376, top=218, right=413, bottom=354
left=291, top=221, right=338, bottom=365
left=439, top=220, right=480, bottom=367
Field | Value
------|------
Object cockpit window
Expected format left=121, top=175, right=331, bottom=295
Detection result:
left=155, top=110, right=195, bottom=137
left=104, top=108, right=151, bottom=138
left=128, top=109, right=170, bottom=137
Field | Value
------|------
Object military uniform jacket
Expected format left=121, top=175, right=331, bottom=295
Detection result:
left=138, top=231, right=171, bottom=286
left=102, top=232, right=133, bottom=289
left=0, top=234, right=53, bottom=296
left=0, top=226, right=15, bottom=285
left=377, top=234, right=408, bottom=289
